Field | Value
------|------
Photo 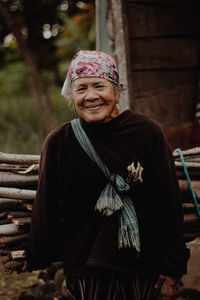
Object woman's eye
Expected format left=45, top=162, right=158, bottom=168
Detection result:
left=96, top=85, right=104, bottom=88
left=77, top=87, right=86, bottom=91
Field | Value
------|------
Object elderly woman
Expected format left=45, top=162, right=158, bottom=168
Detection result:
left=25, top=50, right=190, bottom=299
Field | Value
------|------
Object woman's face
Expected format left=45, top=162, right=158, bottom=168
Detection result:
left=72, top=77, right=120, bottom=123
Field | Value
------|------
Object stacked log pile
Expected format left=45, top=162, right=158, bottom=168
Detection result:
left=0, top=152, right=39, bottom=272
left=0, top=148, right=200, bottom=272
left=174, top=147, right=200, bottom=243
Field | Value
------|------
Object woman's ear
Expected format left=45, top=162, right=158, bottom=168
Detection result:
left=119, top=82, right=124, bottom=90
left=116, top=82, right=124, bottom=100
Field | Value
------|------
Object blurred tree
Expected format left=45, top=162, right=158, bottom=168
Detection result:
left=0, top=0, right=95, bottom=132
left=56, top=2, right=95, bottom=80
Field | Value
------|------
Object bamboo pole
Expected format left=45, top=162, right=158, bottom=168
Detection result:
left=0, top=187, right=36, bottom=200
left=0, top=152, right=40, bottom=164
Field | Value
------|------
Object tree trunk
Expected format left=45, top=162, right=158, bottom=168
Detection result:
left=0, top=3, right=57, bottom=133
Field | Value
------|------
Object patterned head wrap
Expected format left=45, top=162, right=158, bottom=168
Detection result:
left=61, top=50, right=120, bottom=99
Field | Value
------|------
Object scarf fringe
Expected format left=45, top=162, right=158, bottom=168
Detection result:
left=95, top=183, right=123, bottom=216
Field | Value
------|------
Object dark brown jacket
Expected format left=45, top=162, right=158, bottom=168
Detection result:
left=26, top=110, right=190, bottom=277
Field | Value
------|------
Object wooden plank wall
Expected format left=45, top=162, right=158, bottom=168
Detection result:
left=124, top=0, right=200, bottom=148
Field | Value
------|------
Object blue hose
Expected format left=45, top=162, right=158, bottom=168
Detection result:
left=174, top=148, right=200, bottom=217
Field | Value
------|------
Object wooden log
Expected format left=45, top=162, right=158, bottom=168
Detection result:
left=7, top=211, right=31, bottom=219
left=11, top=250, right=25, bottom=260
left=25, top=204, right=33, bottom=211
left=176, top=170, right=200, bottom=180
left=178, top=180, right=200, bottom=202
left=184, top=232, right=200, bottom=243
left=0, top=219, right=11, bottom=225
left=0, top=198, right=25, bottom=211
left=182, top=203, right=200, bottom=213
left=0, top=172, right=38, bottom=188
left=1, top=255, right=11, bottom=264
left=0, top=152, right=40, bottom=164
left=0, top=211, right=7, bottom=219
left=12, top=217, right=31, bottom=226
left=0, top=187, right=36, bottom=200
left=0, top=249, right=10, bottom=255
left=16, top=164, right=39, bottom=175
left=173, top=147, right=200, bottom=158
left=184, top=213, right=200, bottom=225
left=0, top=234, right=28, bottom=246
left=0, top=223, right=20, bottom=236
left=4, top=260, right=24, bottom=272
left=175, top=156, right=200, bottom=163
left=0, top=163, right=39, bottom=174
left=15, top=241, right=27, bottom=251
left=175, top=161, right=200, bottom=169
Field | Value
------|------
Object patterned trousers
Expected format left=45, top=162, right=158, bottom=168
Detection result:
left=61, top=269, right=160, bottom=300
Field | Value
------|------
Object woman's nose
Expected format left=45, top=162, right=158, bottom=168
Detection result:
left=85, top=88, right=99, bottom=101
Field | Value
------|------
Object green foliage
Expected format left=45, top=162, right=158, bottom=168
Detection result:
left=0, top=0, right=94, bottom=155
left=0, top=259, right=39, bottom=300
left=0, top=95, right=44, bottom=154
left=0, top=91, right=76, bottom=154
left=0, top=62, right=30, bottom=96
left=56, top=6, right=95, bottom=80
left=57, top=9, right=95, bottom=53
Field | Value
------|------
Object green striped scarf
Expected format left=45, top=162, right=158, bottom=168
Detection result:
left=71, top=119, right=140, bottom=252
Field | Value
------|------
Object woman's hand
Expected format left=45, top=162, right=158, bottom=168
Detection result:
left=155, top=274, right=183, bottom=299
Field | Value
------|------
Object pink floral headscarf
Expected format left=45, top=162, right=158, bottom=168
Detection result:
left=61, top=50, right=120, bottom=99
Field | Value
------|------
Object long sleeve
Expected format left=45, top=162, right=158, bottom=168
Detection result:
left=26, top=134, right=64, bottom=270
left=148, top=125, right=190, bottom=277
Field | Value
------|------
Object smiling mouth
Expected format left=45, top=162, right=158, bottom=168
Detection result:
left=85, top=104, right=104, bottom=110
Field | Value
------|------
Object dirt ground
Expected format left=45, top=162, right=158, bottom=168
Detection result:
left=0, top=259, right=39, bottom=300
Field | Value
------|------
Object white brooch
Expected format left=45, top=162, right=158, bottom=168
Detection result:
left=126, top=161, right=144, bottom=186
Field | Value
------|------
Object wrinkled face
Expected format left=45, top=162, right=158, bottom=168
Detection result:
left=72, top=77, right=120, bottom=123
